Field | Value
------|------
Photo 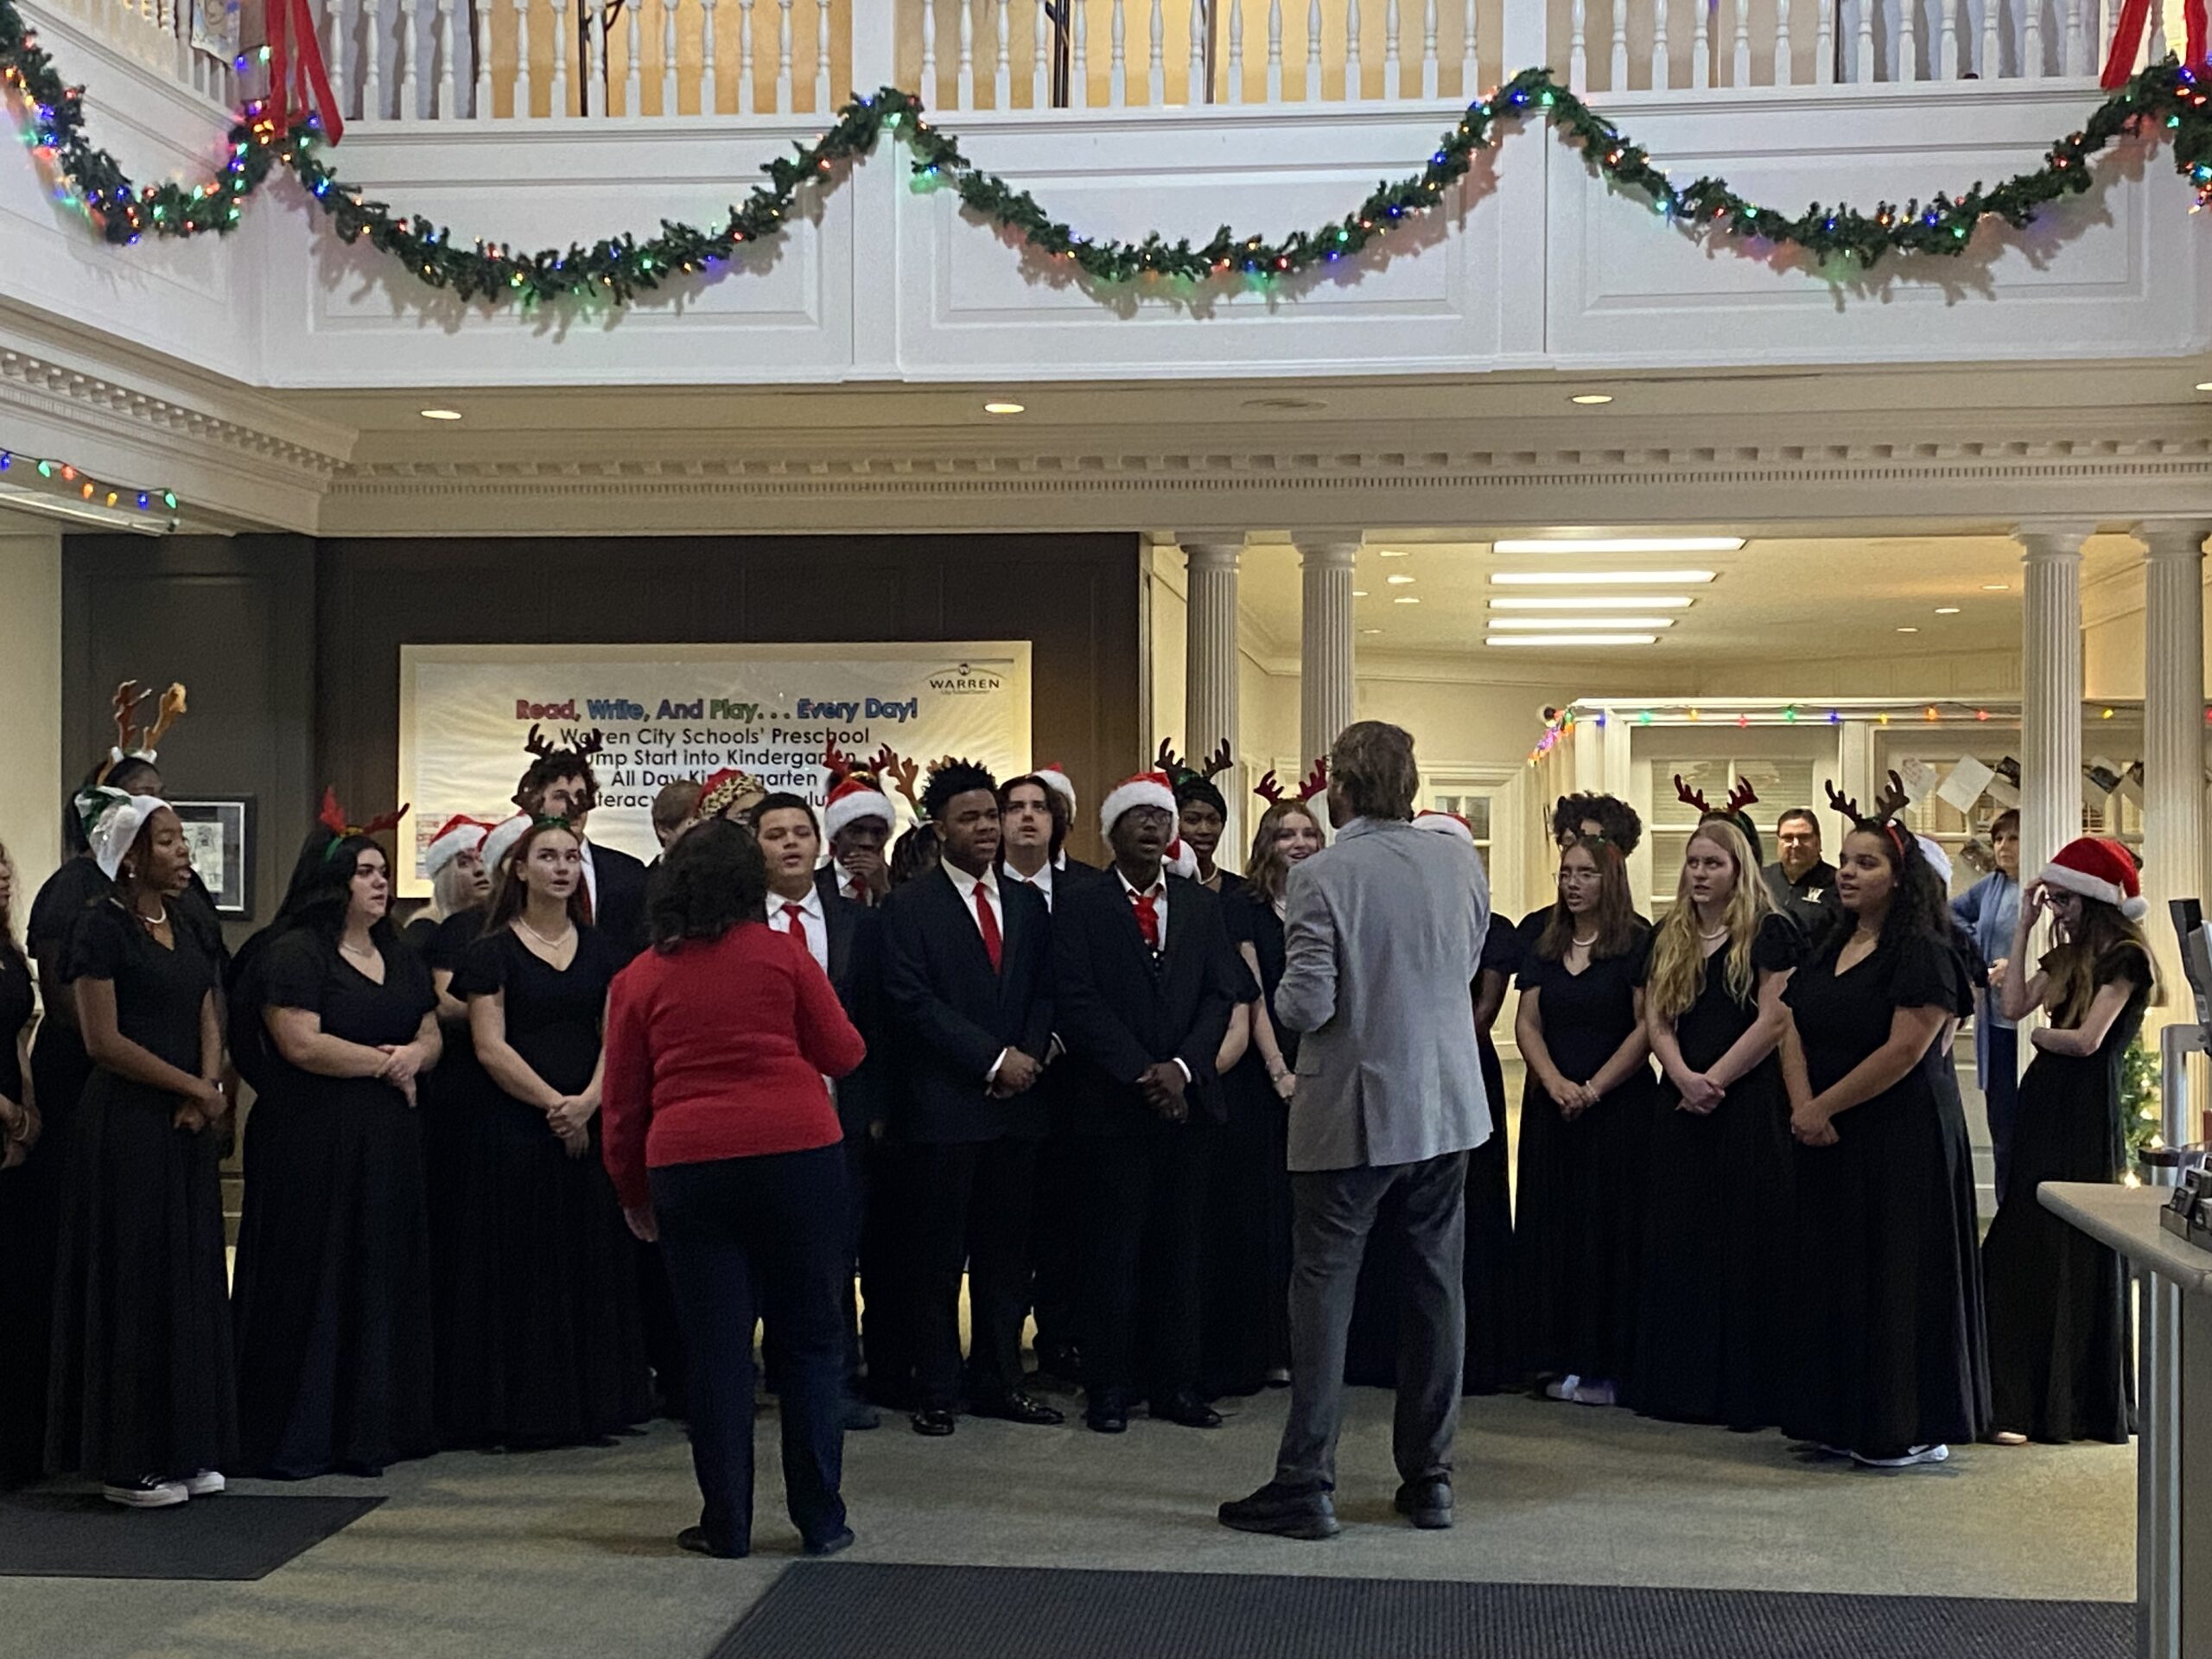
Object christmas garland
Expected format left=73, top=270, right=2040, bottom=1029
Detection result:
left=3, top=0, right=2210, bottom=308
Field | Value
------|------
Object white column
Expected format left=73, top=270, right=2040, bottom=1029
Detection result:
left=0, top=528, right=64, bottom=910
left=1179, top=537, right=1243, bottom=765
left=2014, top=522, right=2094, bottom=891
left=1294, top=536, right=1360, bottom=764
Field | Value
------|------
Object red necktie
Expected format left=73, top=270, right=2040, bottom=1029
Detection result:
left=576, top=868, right=594, bottom=927
left=782, top=902, right=809, bottom=963
left=847, top=874, right=867, bottom=904
left=1130, top=887, right=1160, bottom=950
left=974, top=882, right=1003, bottom=973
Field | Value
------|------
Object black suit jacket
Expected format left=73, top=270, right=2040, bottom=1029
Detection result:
left=590, top=842, right=651, bottom=963
left=879, top=867, right=1055, bottom=1145
left=818, top=893, right=886, bottom=1139
left=1052, top=871, right=1242, bottom=1136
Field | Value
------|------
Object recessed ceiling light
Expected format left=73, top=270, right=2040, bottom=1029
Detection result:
left=2197, top=382, right=2212, bottom=392
left=1490, top=595, right=1694, bottom=610
left=1394, top=596, right=1421, bottom=605
left=1386, top=575, right=1416, bottom=585
left=1897, top=626, right=1920, bottom=633
left=1492, top=569, right=1717, bottom=586
left=1487, top=616, right=1675, bottom=630
left=1569, top=393, right=1615, bottom=405
left=982, top=401, right=1026, bottom=415
left=1982, top=582, right=2009, bottom=591
left=1492, top=537, right=1744, bottom=555
left=1487, top=634, right=1659, bottom=646
left=1351, top=589, right=1369, bottom=597
left=1377, top=549, right=1410, bottom=558
left=419, top=408, right=462, bottom=421
left=1935, top=606, right=1961, bottom=614
left=1359, top=627, right=1383, bottom=635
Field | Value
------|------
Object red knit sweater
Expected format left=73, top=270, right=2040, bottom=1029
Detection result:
left=601, top=921, right=866, bottom=1209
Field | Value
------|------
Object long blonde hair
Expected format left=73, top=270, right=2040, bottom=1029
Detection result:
left=1244, top=800, right=1325, bottom=906
left=1645, top=818, right=1777, bottom=1022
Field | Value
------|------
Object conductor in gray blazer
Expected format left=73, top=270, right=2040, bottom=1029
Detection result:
left=1219, top=721, right=1491, bottom=1541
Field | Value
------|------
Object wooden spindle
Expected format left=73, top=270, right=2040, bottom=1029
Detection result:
left=1815, top=0, right=1833, bottom=79
left=1265, top=0, right=1283, bottom=98
left=580, top=0, right=599, bottom=111
left=1897, top=0, right=1916, bottom=78
left=959, top=0, right=976, bottom=104
left=1981, top=0, right=2000, bottom=73
left=1611, top=0, right=1627, bottom=86
left=1109, top=0, right=1124, bottom=103
left=474, top=0, right=492, bottom=114
left=735, top=0, right=753, bottom=111
left=1854, top=0, right=1872, bottom=81
left=2064, top=0, right=2083, bottom=71
left=2023, top=0, right=2042, bottom=74
left=1568, top=0, right=1586, bottom=89
left=327, top=0, right=352, bottom=120
left=1344, top=0, right=1362, bottom=97
left=1939, top=0, right=1957, bottom=75
left=1148, top=0, right=1164, bottom=101
left=1652, top=0, right=1670, bottom=85
left=1461, top=0, right=1477, bottom=92
left=815, top=0, right=829, bottom=106
left=922, top=0, right=938, bottom=99
left=546, top=0, right=567, bottom=112
left=1730, top=0, right=1748, bottom=81
left=995, top=0, right=1012, bottom=105
left=1690, top=0, right=1708, bottom=86
left=625, top=0, right=640, bottom=111
left=1384, top=0, right=1402, bottom=96
left=1228, top=0, right=1246, bottom=100
left=1190, top=0, right=1207, bottom=98
left=1034, top=0, right=1051, bottom=104
left=662, top=0, right=679, bottom=111
left=698, top=0, right=716, bottom=112
left=779, top=0, right=795, bottom=110
left=1072, top=0, right=1089, bottom=104
left=363, top=0, right=383, bottom=116
left=1306, top=0, right=1321, bottom=97
left=1421, top=0, right=1438, bottom=94
left=436, top=0, right=456, bottom=112
left=513, top=0, right=531, bottom=115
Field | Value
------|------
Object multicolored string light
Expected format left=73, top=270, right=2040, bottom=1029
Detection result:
left=4, top=0, right=2212, bottom=308
left=0, top=446, right=180, bottom=523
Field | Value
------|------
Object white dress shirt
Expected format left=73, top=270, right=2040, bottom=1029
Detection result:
left=831, top=858, right=873, bottom=904
left=1001, top=856, right=1055, bottom=912
left=765, top=884, right=830, bottom=978
left=942, top=861, right=1016, bottom=1084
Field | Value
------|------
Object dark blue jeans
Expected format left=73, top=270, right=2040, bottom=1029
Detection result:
left=1986, top=1025, right=2020, bottom=1206
left=651, top=1145, right=849, bottom=1554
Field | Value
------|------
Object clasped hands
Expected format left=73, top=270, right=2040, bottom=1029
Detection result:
left=1789, top=1093, right=1839, bottom=1147
left=1139, top=1061, right=1189, bottom=1123
left=375, top=1040, right=433, bottom=1109
left=988, top=1048, right=1044, bottom=1099
left=171, top=1076, right=228, bottom=1134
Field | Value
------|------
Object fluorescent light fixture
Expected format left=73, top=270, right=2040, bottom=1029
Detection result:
left=1568, top=393, right=1615, bottom=405
left=418, top=408, right=462, bottom=421
left=1897, top=626, right=1920, bottom=633
left=982, top=401, right=1026, bottom=415
left=1935, top=607, right=1961, bottom=615
left=1487, top=616, right=1675, bottom=630
left=2197, top=382, right=2212, bottom=392
left=1981, top=582, right=2009, bottom=591
left=1386, top=575, right=1416, bottom=585
left=1394, top=596, right=1421, bottom=605
left=1376, top=549, right=1410, bottom=557
left=0, top=483, right=175, bottom=535
left=1359, top=627, right=1383, bottom=634
left=1351, top=589, right=1369, bottom=597
left=1486, top=633, right=1659, bottom=646
left=1491, top=537, right=1744, bottom=555
left=1492, top=569, right=1717, bottom=586
left=1489, top=595, right=1694, bottom=610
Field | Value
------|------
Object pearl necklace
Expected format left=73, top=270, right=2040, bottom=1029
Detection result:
left=1698, top=925, right=1729, bottom=944
left=133, top=903, right=169, bottom=932
left=519, top=917, right=575, bottom=951
left=1571, top=932, right=1598, bottom=949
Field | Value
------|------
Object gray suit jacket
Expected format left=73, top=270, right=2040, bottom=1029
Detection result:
left=1275, top=817, right=1492, bottom=1173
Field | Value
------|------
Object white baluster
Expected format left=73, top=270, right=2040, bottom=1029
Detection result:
left=959, top=0, right=976, bottom=104
left=580, top=0, right=599, bottom=111
left=1460, top=0, right=1477, bottom=92
left=1421, top=0, right=1438, bottom=93
left=1306, top=0, right=1321, bottom=96
left=1854, top=0, right=1872, bottom=81
left=1897, top=0, right=1916, bottom=78
left=363, top=0, right=382, bottom=116
left=513, top=0, right=531, bottom=114
left=547, top=0, right=567, bottom=112
left=922, top=0, right=938, bottom=99
left=2064, top=0, right=2083, bottom=71
left=815, top=0, right=829, bottom=106
left=2023, top=0, right=2042, bottom=74
left=1815, top=0, right=1833, bottom=78
left=1148, top=0, right=1164, bottom=100
left=1034, top=0, right=1051, bottom=104
left=662, top=0, right=678, bottom=111
left=1072, top=0, right=1089, bottom=104
left=1266, top=0, right=1283, bottom=97
left=2148, top=1, right=2165, bottom=63
left=1109, top=0, right=1124, bottom=102
left=1652, top=0, right=1670, bottom=85
left=1691, top=0, right=1708, bottom=86
left=1980, top=0, right=1999, bottom=73
left=1344, top=0, right=1362, bottom=97
left=1611, top=0, right=1628, bottom=86
left=1191, top=0, right=1208, bottom=98
left=736, top=0, right=754, bottom=111
left=1384, top=0, right=1402, bottom=96
left=999, top=0, right=1014, bottom=104
left=327, top=0, right=351, bottom=121
left=1229, top=0, right=1246, bottom=99
left=1569, top=0, right=1586, bottom=88
left=1773, top=0, right=1791, bottom=80
left=474, top=0, right=492, bottom=113
left=436, top=0, right=455, bottom=112
left=1730, top=0, right=1748, bottom=80
left=625, top=0, right=640, bottom=111
left=698, top=0, right=715, bottom=111
left=779, top=0, right=795, bottom=110
left=1940, top=0, right=1957, bottom=74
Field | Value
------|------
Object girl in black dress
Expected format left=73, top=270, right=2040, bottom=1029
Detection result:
left=1779, top=779, right=1990, bottom=1468
left=44, top=796, right=236, bottom=1507
left=1205, top=795, right=1324, bottom=1397
left=445, top=817, right=650, bottom=1448
left=1, top=836, right=48, bottom=1488
left=1513, top=832, right=1654, bottom=1408
left=1634, top=807, right=1797, bottom=1429
left=1982, top=837, right=2154, bottom=1446
left=230, top=800, right=442, bottom=1479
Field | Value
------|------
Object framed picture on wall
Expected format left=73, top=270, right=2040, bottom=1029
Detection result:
left=169, top=798, right=254, bottom=918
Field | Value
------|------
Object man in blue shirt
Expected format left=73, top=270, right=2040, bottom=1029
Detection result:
left=1952, top=809, right=2022, bottom=1201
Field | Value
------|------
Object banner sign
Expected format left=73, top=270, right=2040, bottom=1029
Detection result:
left=397, top=642, right=1033, bottom=895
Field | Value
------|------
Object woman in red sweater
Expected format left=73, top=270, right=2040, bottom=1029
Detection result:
left=602, top=818, right=865, bottom=1560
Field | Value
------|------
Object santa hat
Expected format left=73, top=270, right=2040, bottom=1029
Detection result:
left=1415, top=809, right=1475, bottom=844
left=1914, top=835, right=1955, bottom=889
left=77, top=787, right=168, bottom=881
left=823, top=773, right=899, bottom=841
left=2039, top=836, right=2147, bottom=920
left=1164, top=837, right=1199, bottom=880
left=1033, top=765, right=1079, bottom=814
left=1099, top=770, right=1178, bottom=840
left=480, top=813, right=533, bottom=878
left=424, top=815, right=498, bottom=878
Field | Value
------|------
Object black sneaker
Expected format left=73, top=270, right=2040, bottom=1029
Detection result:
left=677, top=1525, right=748, bottom=1559
left=102, top=1477, right=188, bottom=1510
left=1394, top=1477, right=1453, bottom=1529
left=1218, top=1481, right=1339, bottom=1540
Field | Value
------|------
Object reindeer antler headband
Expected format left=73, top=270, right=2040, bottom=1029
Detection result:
left=872, top=744, right=925, bottom=818
left=1825, top=771, right=1913, bottom=861
left=95, top=679, right=188, bottom=782
left=1155, top=738, right=1234, bottom=785
left=1255, top=758, right=1329, bottom=807
left=318, top=786, right=412, bottom=860
left=1674, top=774, right=1759, bottom=821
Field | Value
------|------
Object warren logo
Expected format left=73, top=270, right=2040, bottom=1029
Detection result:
left=925, top=662, right=1004, bottom=696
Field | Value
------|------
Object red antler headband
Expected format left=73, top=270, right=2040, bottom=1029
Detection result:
left=1824, top=773, right=1910, bottom=861
left=1255, top=757, right=1329, bottom=806
left=1675, top=774, right=1760, bottom=819
left=319, top=786, right=411, bottom=860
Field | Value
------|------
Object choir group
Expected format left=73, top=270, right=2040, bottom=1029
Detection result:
left=0, top=682, right=2157, bottom=1553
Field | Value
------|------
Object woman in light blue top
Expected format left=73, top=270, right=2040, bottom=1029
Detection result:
left=1951, top=809, right=2022, bottom=1200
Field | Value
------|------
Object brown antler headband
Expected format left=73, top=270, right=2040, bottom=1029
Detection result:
left=318, top=786, right=411, bottom=858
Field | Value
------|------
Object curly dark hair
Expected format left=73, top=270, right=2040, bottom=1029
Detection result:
left=890, top=823, right=943, bottom=887
left=921, top=760, right=999, bottom=823
left=1552, top=792, right=1643, bottom=855
left=1816, top=821, right=1951, bottom=959
left=516, top=751, right=598, bottom=816
left=647, top=817, right=767, bottom=955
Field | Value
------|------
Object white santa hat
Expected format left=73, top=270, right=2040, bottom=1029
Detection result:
left=1033, top=764, right=1079, bottom=814
left=1099, top=769, right=1178, bottom=841
left=79, top=788, right=170, bottom=882
left=1164, top=836, right=1199, bottom=880
left=480, top=813, right=534, bottom=879
left=424, top=815, right=498, bottom=878
left=823, top=773, right=899, bottom=841
left=2038, top=836, right=2147, bottom=920
left=1913, top=834, right=1955, bottom=890
left=1415, top=809, right=1475, bottom=844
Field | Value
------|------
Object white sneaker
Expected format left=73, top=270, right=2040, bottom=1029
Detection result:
left=1852, top=1444, right=1950, bottom=1469
left=102, top=1478, right=188, bottom=1509
left=181, top=1470, right=226, bottom=1497
left=1570, top=1378, right=1619, bottom=1408
left=1542, top=1375, right=1583, bottom=1402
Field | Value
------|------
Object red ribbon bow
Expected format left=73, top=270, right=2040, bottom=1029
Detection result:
left=2102, top=0, right=2207, bottom=87
left=267, top=0, right=345, bottom=144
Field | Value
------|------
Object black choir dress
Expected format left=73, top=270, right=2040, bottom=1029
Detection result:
left=230, top=928, right=439, bottom=1478
left=1630, top=914, right=1800, bottom=1429
left=1511, top=923, right=1655, bottom=1388
left=419, top=907, right=488, bottom=1420
left=1202, top=886, right=1295, bottom=1398
left=1343, top=914, right=1519, bottom=1395
left=1981, top=942, right=2151, bottom=1445
left=1781, top=929, right=1991, bottom=1457
left=442, top=925, right=650, bottom=1448
left=44, top=902, right=237, bottom=1486
left=0, top=936, right=45, bottom=1486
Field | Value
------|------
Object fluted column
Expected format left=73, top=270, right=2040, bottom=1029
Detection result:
left=1294, top=536, right=1361, bottom=764
left=1179, top=537, right=1243, bottom=766
left=2014, top=522, right=2093, bottom=891
left=2139, top=521, right=2211, bottom=1136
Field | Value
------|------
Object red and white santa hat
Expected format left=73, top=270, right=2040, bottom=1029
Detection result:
left=480, top=813, right=534, bottom=877
left=1100, top=769, right=1178, bottom=840
left=1164, top=836, right=1199, bottom=880
left=424, top=814, right=499, bottom=877
left=1032, top=764, right=1079, bottom=815
left=823, top=772, right=899, bottom=841
left=2039, top=836, right=2147, bottom=920
left=1414, top=809, right=1475, bottom=844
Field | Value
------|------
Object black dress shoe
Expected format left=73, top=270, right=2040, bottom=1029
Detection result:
left=1395, top=1477, right=1454, bottom=1529
left=969, top=1390, right=1065, bottom=1427
left=1032, top=1339, right=1084, bottom=1382
left=1084, top=1391, right=1129, bottom=1433
left=1218, top=1482, right=1340, bottom=1541
left=909, top=1408, right=958, bottom=1438
left=803, top=1526, right=857, bottom=1558
left=677, top=1525, right=749, bottom=1559
left=1152, top=1392, right=1223, bottom=1429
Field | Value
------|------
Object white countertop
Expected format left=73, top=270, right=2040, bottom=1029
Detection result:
left=2040, top=1182, right=2212, bottom=1297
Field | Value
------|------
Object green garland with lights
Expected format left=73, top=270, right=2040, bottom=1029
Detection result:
left=5, top=0, right=2212, bottom=307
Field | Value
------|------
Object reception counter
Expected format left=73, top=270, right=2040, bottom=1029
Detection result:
left=2042, top=1183, right=2212, bottom=1659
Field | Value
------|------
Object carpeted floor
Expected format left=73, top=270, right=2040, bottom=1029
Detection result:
left=1, top=1388, right=2133, bottom=1659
